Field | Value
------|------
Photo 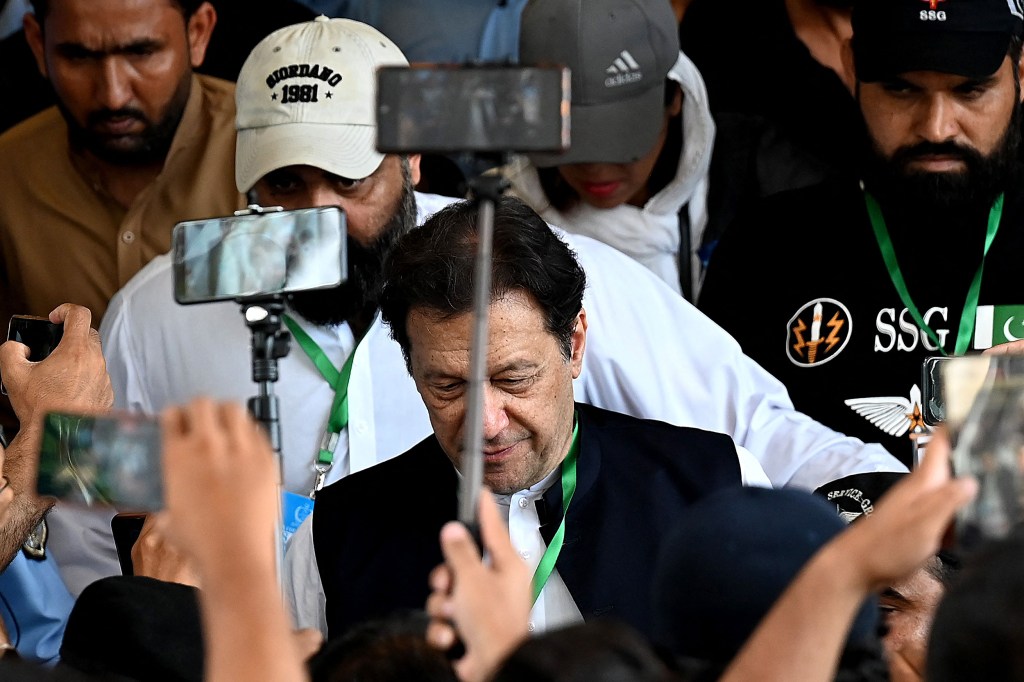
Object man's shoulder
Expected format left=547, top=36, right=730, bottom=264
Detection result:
left=197, top=74, right=236, bottom=105
left=315, top=435, right=455, bottom=507
left=0, top=107, right=64, bottom=158
left=414, top=191, right=462, bottom=225
left=577, top=402, right=734, bottom=446
left=108, top=254, right=175, bottom=309
left=576, top=403, right=744, bottom=485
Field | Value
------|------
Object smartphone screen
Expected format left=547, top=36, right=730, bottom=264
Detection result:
left=2, top=315, right=64, bottom=395
left=376, top=64, right=571, bottom=154
left=172, top=206, right=346, bottom=304
left=37, top=411, right=163, bottom=510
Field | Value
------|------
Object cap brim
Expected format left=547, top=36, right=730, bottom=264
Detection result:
left=235, top=122, right=384, bottom=193
left=528, top=83, right=665, bottom=168
left=856, top=31, right=1012, bottom=82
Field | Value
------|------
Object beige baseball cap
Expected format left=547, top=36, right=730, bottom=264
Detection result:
left=234, top=16, right=408, bottom=193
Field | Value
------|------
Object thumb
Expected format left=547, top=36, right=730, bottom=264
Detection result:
left=0, top=339, right=31, bottom=387
left=439, top=521, right=483, bottom=576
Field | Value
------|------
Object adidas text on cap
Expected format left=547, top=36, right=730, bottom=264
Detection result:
left=853, top=0, right=1024, bottom=82
left=519, top=0, right=680, bottom=167
left=235, top=16, right=408, bottom=194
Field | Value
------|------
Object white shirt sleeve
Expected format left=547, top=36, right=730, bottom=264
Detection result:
left=736, top=445, right=772, bottom=488
left=282, top=513, right=328, bottom=638
left=565, top=231, right=908, bottom=492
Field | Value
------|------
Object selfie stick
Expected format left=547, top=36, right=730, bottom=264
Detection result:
left=458, top=170, right=510, bottom=536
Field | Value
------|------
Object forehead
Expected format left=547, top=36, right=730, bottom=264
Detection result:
left=406, top=292, right=556, bottom=368
left=42, top=0, right=184, bottom=43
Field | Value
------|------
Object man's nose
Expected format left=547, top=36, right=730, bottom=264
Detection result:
left=96, top=58, right=134, bottom=112
left=481, top=387, right=510, bottom=441
left=916, top=94, right=960, bottom=143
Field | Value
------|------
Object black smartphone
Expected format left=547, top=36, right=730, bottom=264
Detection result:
left=1, top=315, right=64, bottom=395
left=111, top=512, right=148, bottom=576
left=376, top=64, right=571, bottom=154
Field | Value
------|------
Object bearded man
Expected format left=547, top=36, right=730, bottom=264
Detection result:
left=698, top=0, right=1024, bottom=468
left=0, top=0, right=243, bottom=327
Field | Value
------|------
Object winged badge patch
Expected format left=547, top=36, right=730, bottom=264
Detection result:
left=845, top=384, right=929, bottom=438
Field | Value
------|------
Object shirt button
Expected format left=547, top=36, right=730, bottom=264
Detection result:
left=518, top=498, right=529, bottom=509
left=519, top=550, right=530, bottom=560
left=527, top=622, right=536, bottom=632
left=121, top=230, right=136, bottom=244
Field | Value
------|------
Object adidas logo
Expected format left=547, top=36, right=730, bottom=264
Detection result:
left=604, top=50, right=643, bottom=87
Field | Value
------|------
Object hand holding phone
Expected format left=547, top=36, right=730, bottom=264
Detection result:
left=1, top=315, right=64, bottom=395
left=0, top=304, right=112, bottom=423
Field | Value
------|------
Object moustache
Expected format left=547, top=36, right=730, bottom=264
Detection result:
left=86, top=108, right=150, bottom=129
left=890, top=141, right=983, bottom=169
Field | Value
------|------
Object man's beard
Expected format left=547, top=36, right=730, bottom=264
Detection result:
left=287, top=162, right=417, bottom=328
left=58, top=72, right=191, bottom=166
left=863, top=104, right=1022, bottom=217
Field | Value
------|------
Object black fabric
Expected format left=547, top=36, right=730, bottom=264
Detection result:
left=312, top=402, right=743, bottom=641
left=679, top=0, right=864, bottom=179
left=697, top=178, right=1024, bottom=469
left=698, top=111, right=835, bottom=281
left=58, top=576, right=203, bottom=682
left=0, top=658, right=104, bottom=681
left=651, top=486, right=878, bottom=662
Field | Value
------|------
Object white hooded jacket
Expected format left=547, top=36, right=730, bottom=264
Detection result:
left=506, top=50, right=716, bottom=298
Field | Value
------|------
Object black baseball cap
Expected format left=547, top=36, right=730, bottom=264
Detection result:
left=853, top=0, right=1024, bottom=82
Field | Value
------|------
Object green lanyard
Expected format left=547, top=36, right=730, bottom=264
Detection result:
left=282, top=314, right=358, bottom=496
left=530, top=418, right=580, bottom=605
left=863, top=190, right=1003, bottom=357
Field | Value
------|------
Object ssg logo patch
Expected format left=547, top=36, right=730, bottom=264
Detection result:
left=786, top=298, right=852, bottom=367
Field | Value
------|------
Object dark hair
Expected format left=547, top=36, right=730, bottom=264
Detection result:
left=379, top=195, right=587, bottom=369
left=925, top=549, right=962, bottom=588
left=491, top=620, right=677, bottom=682
left=536, top=79, right=682, bottom=213
left=307, top=610, right=457, bottom=682
left=30, top=0, right=204, bottom=21
left=926, top=533, right=1024, bottom=682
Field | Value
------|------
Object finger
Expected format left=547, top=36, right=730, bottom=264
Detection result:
left=49, top=304, right=92, bottom=338
left=185, top=397, right=219, bottom=439
left=915, top=431, right=954, bottom=486
left=439, top=520, right=482, bottom=573
left=425, top=589, right=455, bottom=621
left=291, top=629, right=324, bottom=661
left=161, top=405, right=188, bottom=442
left=425, top=619, right=456, bottom=651
left=429, top=562, right=452, bottom=594
left=0, top=341, right=31, bottom=390
left=219, top=401, right=253, bottom=454
left=477, top=487, right=520, bottom=570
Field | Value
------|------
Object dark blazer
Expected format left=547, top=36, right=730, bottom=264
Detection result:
left=312, top=403, right=743, bottom=640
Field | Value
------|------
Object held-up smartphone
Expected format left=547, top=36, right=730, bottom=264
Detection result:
left=37, top=411, right=163, bottom=510
left=111, top=512, right=148, bottom=576
left=1, top=315, right=64, bottom=395
left=172, top=206, right=347, bottom=304
left=921, top=356, right=954, bottom=426
left=376, top=64, right=571, bottom=154
left=937, top=355, right=1024, bottom=550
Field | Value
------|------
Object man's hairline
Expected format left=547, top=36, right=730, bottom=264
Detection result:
left=32, top=0, right=196, bottom=23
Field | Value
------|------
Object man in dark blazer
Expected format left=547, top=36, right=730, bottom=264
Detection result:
left=281, top=195, right=770, bottom=644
